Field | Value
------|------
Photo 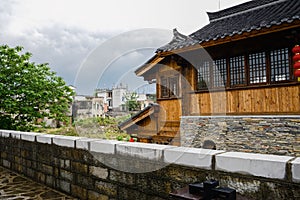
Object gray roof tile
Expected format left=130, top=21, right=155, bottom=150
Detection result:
left=157, top=0, right=300, bottom=53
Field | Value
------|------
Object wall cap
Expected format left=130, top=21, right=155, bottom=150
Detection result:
left=164, top=147, right=224, bottom=169
left=116, top=142, right=174, bottom=160
left=291, top=157, right=300, bottom=183
left=216, top=152, right=294, bottom=179
left=1, top=130, right=299, bottom=182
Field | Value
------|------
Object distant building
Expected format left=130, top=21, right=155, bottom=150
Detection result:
left=112, top=84, right=128, bottom=112
left=94, top=85, right=155, bottom=114
left=72, top=95, right=104, bottom=119
left=95, top=89, right=112, bottom=112
left=137, top=93, right=155, bottom=110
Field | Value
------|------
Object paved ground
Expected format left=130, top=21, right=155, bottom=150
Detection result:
left=0, top=166, right=75, bottom=200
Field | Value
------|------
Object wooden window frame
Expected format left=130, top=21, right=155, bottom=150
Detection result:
left=196, top=47, right=295, bottom=92
left=213, top=58, right=227, bottom=88
left=160, top=75, right=180, bottom=99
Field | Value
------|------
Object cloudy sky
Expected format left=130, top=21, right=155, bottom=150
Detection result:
left=0, top=0, right=250, bottom=95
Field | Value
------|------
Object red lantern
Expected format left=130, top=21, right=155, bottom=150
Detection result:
left=293, top=53, right=300, bottom=61
left=292, top=45, right=300, bottom=79
left=295, top=69, right=300, bottom=77
left=292, top=45, right=300, bottom=54
left=294, top=61, right=300, bottom=69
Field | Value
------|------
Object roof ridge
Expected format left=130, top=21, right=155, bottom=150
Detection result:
left=208, top=0, right=287, bottom=23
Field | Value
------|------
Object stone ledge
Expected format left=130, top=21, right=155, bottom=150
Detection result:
left=164, top=147, right=224, bottom=169
left=291, top=157, right=300, bottom=183
left=1, top=130, right=299, bottom=183
left=76, top=138, right=102, bottom=150
left=53, top=136, right=84, bottom=148
left=0, top=130, right=11, bottom=138
left=36, top=134, right=59, bottom=144
left=20, top=132, right=42, bottom=142
left=10, top=130, right=22, bottom=139
left=116, top=142, right=174, bottom=161
left=216, top=152, right=294, bottom=179
left=90, top=140, right=124, bottom=154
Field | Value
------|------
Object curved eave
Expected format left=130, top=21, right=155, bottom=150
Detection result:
left=157, top=20, right=300, bottom=57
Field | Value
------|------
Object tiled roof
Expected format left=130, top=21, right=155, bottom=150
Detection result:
left=157, top=0, right=300, bottom=53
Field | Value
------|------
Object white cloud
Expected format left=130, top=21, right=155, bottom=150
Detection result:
left=0, top=0, right=251, bottom=95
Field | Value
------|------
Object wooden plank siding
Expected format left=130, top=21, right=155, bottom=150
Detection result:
left=195, top=85, right=300, bottom=115
left=156, top=99, right=181, bottom=145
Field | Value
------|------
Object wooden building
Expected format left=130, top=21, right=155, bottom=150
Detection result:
left=119, top=0, right=300, bottom=145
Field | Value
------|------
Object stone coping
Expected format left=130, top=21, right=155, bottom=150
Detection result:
left=0, top=129, right=299, bottom=182
left=181, top=115, right=300, bottom=119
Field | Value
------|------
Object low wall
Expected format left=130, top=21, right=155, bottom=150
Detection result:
left=1, top=129, right=300, bottom=199
left=180, top=115, right=300, bottom=157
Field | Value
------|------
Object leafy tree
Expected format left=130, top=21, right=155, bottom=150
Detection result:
left=0, top=45, right=74, bottom=131
left=125, top=92, right=140, bottom=111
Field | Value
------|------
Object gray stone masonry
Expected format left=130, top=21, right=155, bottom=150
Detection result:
left=180, top=115, right=300, bottom=157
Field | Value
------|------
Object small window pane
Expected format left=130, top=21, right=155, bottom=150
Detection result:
left=213, top=59, right=227, bottom=87
left=270, top=48, right=290, bottom=82
left=249, top=52, right=267, bottom=84
left=230, top=56, right=245, bottom=86
left=161, top=78, right=168, bottom=97
left=197, top=61, right=210, bottom=90
left=169, top=76, right=179, bottom=97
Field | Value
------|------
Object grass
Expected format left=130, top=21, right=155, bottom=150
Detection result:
left=35, top=115, right=132, bottom=141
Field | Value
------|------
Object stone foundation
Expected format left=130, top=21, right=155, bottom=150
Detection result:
left=180, top=115, right=300, bottom=156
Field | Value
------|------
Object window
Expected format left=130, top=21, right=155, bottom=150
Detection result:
left=160, top=75, right=180, bottom=98
left=197, top=61, right=211, bottom=90
left=161, top=78, right=168, bottom=98
left=230, top=56, right=245, bottom=86
left=169, top=76, right=179, bottom=97
left=249, top=52, right=267, bottom=84
left=270, top=48, right=290, bottom=82
left=195, top=47, right=294, bottom=91
left=213, top=59, right=227, bottom=87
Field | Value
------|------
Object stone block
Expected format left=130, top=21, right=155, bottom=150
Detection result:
left=53, top=136, right=84, bottom=148
left=76, top=138, right=101, bottom=150
left=90, top=140, right=124, bottom=154
left=36, top=134, right=58, bottom=144
left=88, top=190, right=109, bottom=200
left=95, top=181, right=117, bottom=197
left=291, top=157, right=300, bottom=183
left=164, top=147, right=224, bottom=169
left=216, top=152, right=293, bottom=179
left=58, top=179, right=71, bottom=193
left=3, top=160, right=11, bottom=168
left=71, top=184, right=87, bottom=199
left=71, top=161, right=88, bottom=174
left=90, top=166, right=108, bottom=179
left=20, top=132, right=41, bottom=142
left=60, top=169, right=73, bottom=181
left=10, top=131, right=21, bottom=139
left=0, top=130, right=10, bottom=137
left=116, top=142, right=174, bottom=161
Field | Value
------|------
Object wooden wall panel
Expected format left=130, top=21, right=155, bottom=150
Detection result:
left=158, top=99, right=182, bottom=121
left=196, top=85, right=300, bottom=115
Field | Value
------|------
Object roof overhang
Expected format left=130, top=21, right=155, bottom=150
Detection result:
left=118, top=104, right=160, bottom=131
left=157, top=21, right=300, bottom=57
left=135, top=56, right=164, bottom=77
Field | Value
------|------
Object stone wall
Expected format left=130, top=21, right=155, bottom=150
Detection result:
left=1, top=130, right=300, bottom=199
left=180, top=115, right=300, bottom=157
